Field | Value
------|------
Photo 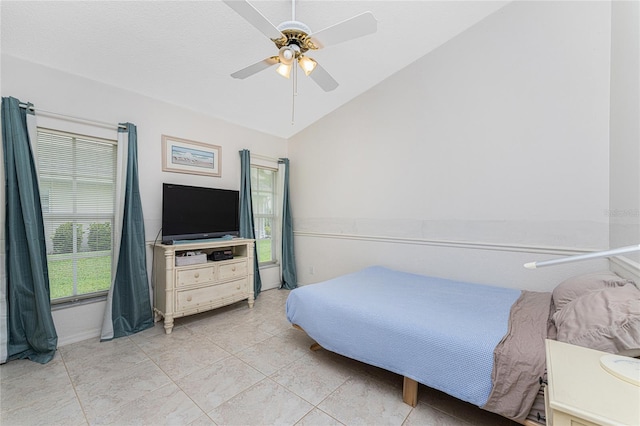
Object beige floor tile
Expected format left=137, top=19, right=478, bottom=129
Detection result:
left=0, top=357, right=84, bottom=425
left=0, top=351, right=63, bottom=382
left=295, top=408, right=345, bottom=426
left=147, top=339, right=231, bottom=380
left=271, top=352, right=353, bottom=405
left=208, top=379, right=313, bottom=425
left=176, top=357, right=265, bottom=413
left=404, top=402, right=473, bottom=426
left=134, top=324, right=207, bottom=355
left=0, top=356, right=75, bottom=414
left=0, top=392, right=87, bottom=426
left=236, top=333, right=309, bottom=375
left=189, top=414, right=218, bottom=426
left=74, top=358, right=173, bottom=422
left=318, top=373, right=413, bottom=425
left=418, top=386, right=518, bottom=426
left=0, top=357, right=84, bottom=426
left=60, top=335, right=139, bottom=363
left=61, top=337, right=149, bottom=385
left=92, top=383, right=204, bottom=425
left=185, top=303, right=258, bottom=334
left=202, top=322, right=274, bottom=354
left=128, top=321, right=168, bottom=343
left=249, top=311, right=293, bottom=335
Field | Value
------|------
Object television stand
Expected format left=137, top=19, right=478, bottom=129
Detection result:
left=152, top=238, right=255, bottom=334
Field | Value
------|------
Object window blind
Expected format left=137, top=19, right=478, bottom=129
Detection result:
left=35, top=128, right=117, bottom=302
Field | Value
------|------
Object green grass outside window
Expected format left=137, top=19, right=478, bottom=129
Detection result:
left=48, top=255, right=111, bottom=300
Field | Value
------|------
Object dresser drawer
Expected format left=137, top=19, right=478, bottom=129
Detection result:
left=176, top=266, right=215, bottom=287
left=176, top=279, right=247, bottom=311
left=218, top=261, right=248, bottom=281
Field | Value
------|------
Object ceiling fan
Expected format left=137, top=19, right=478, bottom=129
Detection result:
left=223, top=0, right=378, bottom=92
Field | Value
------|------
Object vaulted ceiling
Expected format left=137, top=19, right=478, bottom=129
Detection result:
left=1, top=1, right=509, bottom=138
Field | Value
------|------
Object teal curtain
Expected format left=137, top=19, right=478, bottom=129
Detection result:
left=100, top=123, right=153, bottom=341
left=278, top=158, right=297, bottom=290
left=239, top=149, right=262, bottom=298
left=1, top=96, right=57, bottom=364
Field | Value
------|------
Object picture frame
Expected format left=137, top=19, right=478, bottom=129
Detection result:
left=161, top=135, right=221, bottom=177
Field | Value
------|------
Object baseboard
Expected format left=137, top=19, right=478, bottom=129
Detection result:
left=57, top=328, right=101, bottom=347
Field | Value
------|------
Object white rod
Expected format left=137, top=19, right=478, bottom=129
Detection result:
left=524, top=244, right=640, bottom=269
left=291, top=65, right=296, bottom=125
left=19, top=103, right=125, bottom=130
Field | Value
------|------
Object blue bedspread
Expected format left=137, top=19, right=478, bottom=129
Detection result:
left=286, top=266, right=521, bottom=406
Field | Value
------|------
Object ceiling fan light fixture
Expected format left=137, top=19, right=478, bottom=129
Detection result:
left=276, top=63, right=292, bottom=79
left=298, top=56, right=317, bottom=76
left=278, top=46, right=295, bottom=65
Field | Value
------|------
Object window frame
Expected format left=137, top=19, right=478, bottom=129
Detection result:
left=250, top=164, right=279, bottom=267
left=35, top=127, right=117, bottom=304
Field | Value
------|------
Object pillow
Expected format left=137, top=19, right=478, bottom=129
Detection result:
left=552, top=271, right=634, bottom=312
left=554, top=285, right=640, bottom=354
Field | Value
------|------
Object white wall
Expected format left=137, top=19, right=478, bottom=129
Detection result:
left=609, top=0, right=640, bottom=269
left=1, top=55, right=287, bottom=345
left=288, top=1, right=613, bottom=291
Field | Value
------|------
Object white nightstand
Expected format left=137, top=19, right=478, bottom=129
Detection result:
left=545, top=339, right=640, bottom=426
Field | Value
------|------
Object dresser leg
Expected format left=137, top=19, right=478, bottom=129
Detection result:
left=164, top=316, right=174, bottom=334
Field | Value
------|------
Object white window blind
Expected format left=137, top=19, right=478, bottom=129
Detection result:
left=251, top=165, right=277, bottom=265
left=35, top=128, right=117, bottom=302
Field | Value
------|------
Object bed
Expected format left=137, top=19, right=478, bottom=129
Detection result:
left=285, top=266, right=639, bottom=425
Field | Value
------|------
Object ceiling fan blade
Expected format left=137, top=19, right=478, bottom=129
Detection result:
left=231, top=57, right=278, bottom=79
left=223, top=0, right=284, bottom=40
left=309, top=62, right=339, bottom=92
left=309, top=11, right=377, bottom=49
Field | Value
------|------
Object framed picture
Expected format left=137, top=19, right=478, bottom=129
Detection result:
left=162, top=135, right=221, bottom=177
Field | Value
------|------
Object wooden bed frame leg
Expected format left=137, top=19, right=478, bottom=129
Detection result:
left=310, top=342, right=322, bottom=351
left=293, top=324, right=323, bottom=351
left=403, top=377, right=418, bottom=407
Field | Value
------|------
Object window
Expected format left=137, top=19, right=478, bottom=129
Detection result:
left=35, top=129, right=117, bottom=303
left=251, top=165, right=277, bottom=265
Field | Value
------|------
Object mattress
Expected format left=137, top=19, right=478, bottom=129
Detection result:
left=286, top=266, right=522, bottom=406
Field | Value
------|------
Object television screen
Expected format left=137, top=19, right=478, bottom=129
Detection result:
left=162, top=183, right=240, bottom=244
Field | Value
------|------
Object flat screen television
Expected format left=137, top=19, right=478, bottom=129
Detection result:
left=162, top=183, right=240, bottom=244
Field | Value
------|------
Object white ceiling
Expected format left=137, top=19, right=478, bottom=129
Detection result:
left=1, top=1, right=509, bottom=138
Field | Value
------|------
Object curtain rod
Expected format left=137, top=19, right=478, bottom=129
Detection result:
left=19, top=103, right=126, bottom=130
left=524, top=244, right=640, bottom=269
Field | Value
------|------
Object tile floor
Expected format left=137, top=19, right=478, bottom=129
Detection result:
left=1, top=289, right=520, bottom=426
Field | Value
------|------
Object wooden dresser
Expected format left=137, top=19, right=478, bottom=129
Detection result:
left=152, top=238, right=255, bottom=334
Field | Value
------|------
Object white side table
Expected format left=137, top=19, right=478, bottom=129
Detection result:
left=545, top=339, right=640, bottom=426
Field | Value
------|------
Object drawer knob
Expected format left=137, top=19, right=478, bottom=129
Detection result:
left=232, top=266, right=236, bottom=272
left=194, top=272, right=199, bottom=278
left=187, top=296, right=192, bottom=302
